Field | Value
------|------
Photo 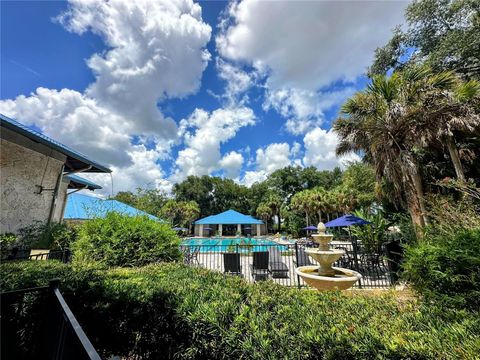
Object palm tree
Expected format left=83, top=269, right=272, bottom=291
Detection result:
left=256, top=203, right=273, bottom=232
left=291, top=190, right=315, bottom=226
left=412, top=77, right=480, bottom=181
left=334, top=66, right=444, bottom=232
left=181, top=201, right=200, bottom=230
left=263, top=193, right=283, bottom=232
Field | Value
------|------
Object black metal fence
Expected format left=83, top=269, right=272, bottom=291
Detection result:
left=181, top=239, right=402, bottom=289
left=1, top=280, right=100, bottom=360
left=2, top=249, right=72, bottom=263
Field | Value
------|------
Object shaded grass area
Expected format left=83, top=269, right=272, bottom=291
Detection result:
left=1, top=261, right=479, bottom=359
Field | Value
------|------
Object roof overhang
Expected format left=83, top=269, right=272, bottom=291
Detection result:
left=1, top=113, right=111, bottom=173
left=65, top=174, right=102, bottom=190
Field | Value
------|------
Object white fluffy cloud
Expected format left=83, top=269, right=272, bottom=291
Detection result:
left=242, top=142, right=295, bottom=186
left=217, top=0, right=405, bottom=90
left=216, top=58, right=253, bottom=105
left=173, top=107, right=255, bottom=180
left=264, top=86, right=357, bottom=135
left=219, top=151, right=244, bottom=178
left=303, top=128, right=360, bottom=170
left=57, top=0, right=212, bottom=138
left=1, top=0, right=212, bottom=194
left=256, top=143, right=291, bottom=173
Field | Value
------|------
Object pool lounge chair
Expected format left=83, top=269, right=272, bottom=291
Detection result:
left=223, top=252, right=242, bottom=276
left=293, top=247, right=313, bottom=267
left=250, top=251, right=269, bottom=281
left=268, top=247, right=289, bottom=278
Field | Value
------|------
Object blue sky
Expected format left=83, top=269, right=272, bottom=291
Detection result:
left=1, top=0, right=406, bottom=195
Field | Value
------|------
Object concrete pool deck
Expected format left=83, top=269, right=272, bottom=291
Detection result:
left=186, top=249, right=393, bottom=289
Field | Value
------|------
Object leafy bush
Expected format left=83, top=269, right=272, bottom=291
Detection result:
left=16, top=221, right=77, bottom=250
left=0, top=233, right=17, bottom=258
left=350, top=209, right=389, bottom=253
left=1, top=261, right=479, bottom=359
left=73, top=212, right=181, bottom=267
left=403, top=227, right=480, bottom=310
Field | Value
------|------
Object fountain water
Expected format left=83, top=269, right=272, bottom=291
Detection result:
left=295, top=222, right=361, bottom=290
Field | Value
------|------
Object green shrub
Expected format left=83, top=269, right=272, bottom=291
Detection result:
left=403, top=227, right=480, bottom=310
left=0, top=233, right=17, bottom=258
left=350, top=209, right=389, bottom=253
left=1, top=261, right=479, bottom=359
left=17, top=221, right=77, bottom=250
left=73, top=212, right=181, bottom=267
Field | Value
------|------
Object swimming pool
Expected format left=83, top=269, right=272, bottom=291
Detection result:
left=181, top=237, right=287, bottom=253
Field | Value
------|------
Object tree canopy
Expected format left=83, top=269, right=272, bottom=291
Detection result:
left=370, top=0, right=480, bottom=79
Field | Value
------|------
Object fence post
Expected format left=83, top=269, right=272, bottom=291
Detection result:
left=294, top=243, right=301, bottom=290
left=351, top=238, right=362, bottom=289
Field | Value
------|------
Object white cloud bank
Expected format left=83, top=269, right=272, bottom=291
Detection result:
left=303, top=128, right=360, bottom=170
left=0, top=0, right=212, bottom=194
left=173, top=107, right=255, bottom=181
left=217, top=0, right=406, bottom=90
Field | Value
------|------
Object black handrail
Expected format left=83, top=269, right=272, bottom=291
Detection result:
left=1, top=279, right=101, bottom=360
left=49, top=280, right=101, bottom=360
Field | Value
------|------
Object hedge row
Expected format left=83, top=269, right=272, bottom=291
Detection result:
left=1, top=261, right=479, bottom=359
left=402, top=227, right=480, bottom=310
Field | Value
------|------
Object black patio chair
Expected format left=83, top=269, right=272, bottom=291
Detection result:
left=223, top=252, right=242, bottom=276
left=250, top=251, right=269, bottom=281
left=334, top=247, right=354, bottom=269
left=293, top=247, right=313, bottom=267
left=268, top=247, right=289, bottom=278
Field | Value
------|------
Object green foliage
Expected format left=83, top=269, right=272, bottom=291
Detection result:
left=339, top=162, right=376, bottom=208
left=173, top=175, right=250, bottom=217
left=73, top=212, right=181, bottom=267
left=111, top=188, right=168, bottom=218
left=160, top=199, right=200, bottom=228
left=0, top=233, right=17, bottom=258
left=1, top=261, right=479, bottom=359
left=370, top=0, right=480, bottom=79
left=403, top=227, right=480, bottom=310
left=350, top=209, right=389, bottom=253
left=17, top=221, right=77, bottom=250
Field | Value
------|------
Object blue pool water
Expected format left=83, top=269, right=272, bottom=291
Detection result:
left=181, top=237, right=286, bottom=253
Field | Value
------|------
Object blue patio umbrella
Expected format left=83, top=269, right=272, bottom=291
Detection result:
left=325, top=214, right=371, bottom=227
left=303, top=225, right=317, bottom=231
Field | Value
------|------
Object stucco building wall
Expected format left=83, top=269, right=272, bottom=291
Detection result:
left=0, top=139, right=66, bottom=233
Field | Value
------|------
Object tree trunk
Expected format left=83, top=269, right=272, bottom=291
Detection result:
left=406, top=189, right=425, bottom=239
left=410, top=166, right=429, bottom=227
left=446, top=137, right=466, bottom=182
left=306, top=213, right=309, bottom=226
left=277, top=211, right=282, bottom=232
left=318, top=211, right=322, bottom=223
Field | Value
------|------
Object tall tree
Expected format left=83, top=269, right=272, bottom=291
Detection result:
left=334, top=67, right=448, bottom=231
left=412, top=77, right=480, bottom=181
left=370, top=0, right=480, bottom=79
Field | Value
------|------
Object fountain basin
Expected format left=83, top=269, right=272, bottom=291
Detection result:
left=295, top=266, right=362, bottom=291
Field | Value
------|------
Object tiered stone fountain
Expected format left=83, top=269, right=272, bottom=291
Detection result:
left=295, top=222, right=361, bottom=290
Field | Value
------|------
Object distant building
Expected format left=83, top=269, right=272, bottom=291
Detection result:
left=0, top=114, right=111, bottom=233
left=194, top=209, right=266, bottom=237
left=64, top=193, right=160, bottom=222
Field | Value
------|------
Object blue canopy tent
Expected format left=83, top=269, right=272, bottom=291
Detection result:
left=325, top=214, right=370, bottom=228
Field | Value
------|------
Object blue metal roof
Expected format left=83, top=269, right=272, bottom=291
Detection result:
left=65, top=174, right=102, bottom=190
left=64, top=193, right=161, bottom=221
left=195, top=210, right=263, bottom=225
left=0, top=113, right=111, bottom=173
